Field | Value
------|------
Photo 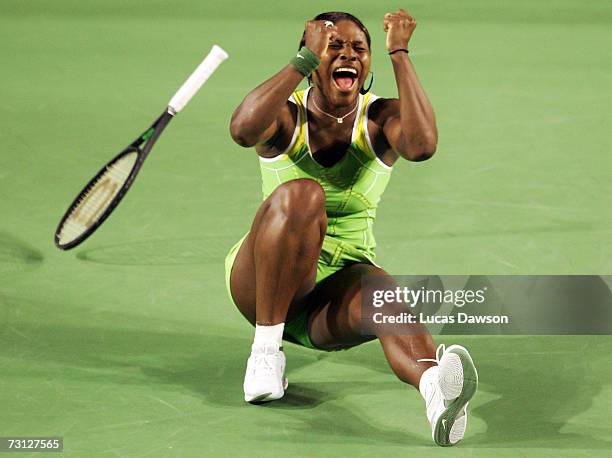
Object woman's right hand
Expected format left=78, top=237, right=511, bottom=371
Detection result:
left=303, top=20, right=338, bottom=58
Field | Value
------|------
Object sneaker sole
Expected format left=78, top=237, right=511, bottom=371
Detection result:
left=433, top=346, right=478, bottom=447
left=246, top=392, right=274, bottom=404
left=245, top=378, right=289, bottom=404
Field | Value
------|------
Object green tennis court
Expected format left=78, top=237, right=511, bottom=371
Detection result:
left=1, top=0, right=610, bottom=456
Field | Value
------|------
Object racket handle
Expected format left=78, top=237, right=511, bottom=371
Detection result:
left=168, top=44, right=229, bottom=114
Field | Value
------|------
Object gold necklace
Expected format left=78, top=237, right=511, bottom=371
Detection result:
left=311, top=95, right=359, bottom=124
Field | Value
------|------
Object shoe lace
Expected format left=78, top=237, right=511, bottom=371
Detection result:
left=417, top=343, right=445, bottom=365
left=252, top=351, right=278, bottom=377
left=418, top=344, right=449, bottom=416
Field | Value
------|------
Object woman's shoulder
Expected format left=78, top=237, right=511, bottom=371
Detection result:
left=362, top=95, right=400, bottom=167
left=366, top=96, right=398, bottom=126
left=254, top=97, right=299, bottom=158
left=290, top=88, right=308, bottom=108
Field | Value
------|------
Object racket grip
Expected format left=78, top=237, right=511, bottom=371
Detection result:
left=168, top=45, right=229, bottom=114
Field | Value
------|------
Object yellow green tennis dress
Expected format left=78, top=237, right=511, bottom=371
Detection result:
left=225, top=87, right=393, bottom=348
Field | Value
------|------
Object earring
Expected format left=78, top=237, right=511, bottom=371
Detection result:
left=360, top=71, right=374, bottom=95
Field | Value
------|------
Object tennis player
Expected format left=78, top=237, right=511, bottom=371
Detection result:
left=227, top=10, right=478, bottom=446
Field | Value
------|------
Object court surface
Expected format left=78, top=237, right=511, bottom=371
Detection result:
left=1, top=0, right=611, bottom=456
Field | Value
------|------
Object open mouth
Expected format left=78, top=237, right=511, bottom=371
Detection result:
left=332, top=67, right=358, bottom=92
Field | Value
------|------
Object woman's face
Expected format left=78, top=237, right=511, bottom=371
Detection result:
left=312, top=20, right=371, bottom=104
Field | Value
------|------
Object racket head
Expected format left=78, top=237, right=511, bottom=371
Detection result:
left=54, top=147, right=142, bottom=250
left=54, top=112, right=172, bottom=250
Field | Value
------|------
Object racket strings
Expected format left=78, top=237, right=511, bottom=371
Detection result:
left=57, top=152, right=139, bottom=245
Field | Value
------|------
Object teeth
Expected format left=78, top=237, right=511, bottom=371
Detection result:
left=334, top=67, right=357, bottom=75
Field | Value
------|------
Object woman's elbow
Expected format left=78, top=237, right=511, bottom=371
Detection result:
left=418, top=137, right=437, bottom=161
left=229, top=114, right=256, bottom=148
left=401, top=133, right=437, bottom=162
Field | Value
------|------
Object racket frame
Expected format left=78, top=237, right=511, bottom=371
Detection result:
left=54, top=110, right=173, bottom=250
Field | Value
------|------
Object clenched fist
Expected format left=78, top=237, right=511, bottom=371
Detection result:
left=304, top=20, right=338, bottom=58
left=383, top=9, right=417, bottom=52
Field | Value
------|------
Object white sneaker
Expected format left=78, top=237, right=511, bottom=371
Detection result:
left=419, top=344, right=478, bottom=446
left=243, top=343, right=288, bottom=403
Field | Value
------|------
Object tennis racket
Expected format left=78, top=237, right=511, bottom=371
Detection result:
left=55, top=45, right=229, bottom=250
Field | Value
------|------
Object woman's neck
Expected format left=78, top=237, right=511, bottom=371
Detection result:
left=310, top=87, right=358, bottom=117
left=309, top=87, right=359, bottom=124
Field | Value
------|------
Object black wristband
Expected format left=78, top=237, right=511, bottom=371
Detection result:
left=388, top=49, right=409, bottom=55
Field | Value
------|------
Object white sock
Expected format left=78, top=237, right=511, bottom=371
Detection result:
left=253, top=323, right=285, bottom=349
left=419, top=366, right=439, bottom=401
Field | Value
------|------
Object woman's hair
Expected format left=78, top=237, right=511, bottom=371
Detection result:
left=299, top=12, right=371, bottom=50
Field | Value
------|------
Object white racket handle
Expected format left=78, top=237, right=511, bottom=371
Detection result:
left=168, top=44, right=229, bottom=114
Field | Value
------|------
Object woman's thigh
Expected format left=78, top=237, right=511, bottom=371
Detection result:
left=228, top=179, right=326, bottom=325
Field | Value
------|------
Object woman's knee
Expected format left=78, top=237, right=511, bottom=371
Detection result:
left=267, top=179, right=326, bottom=224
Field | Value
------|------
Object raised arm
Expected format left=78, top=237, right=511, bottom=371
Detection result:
left=377, top=9, right=438, bottom=162
left=229, top=21, right=336, bottom=152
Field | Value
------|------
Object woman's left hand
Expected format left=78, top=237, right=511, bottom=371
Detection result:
left=383, top=9, right=417, bottom=52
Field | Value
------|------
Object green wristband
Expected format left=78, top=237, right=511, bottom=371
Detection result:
left=290, top=47, right=320, bottom=77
